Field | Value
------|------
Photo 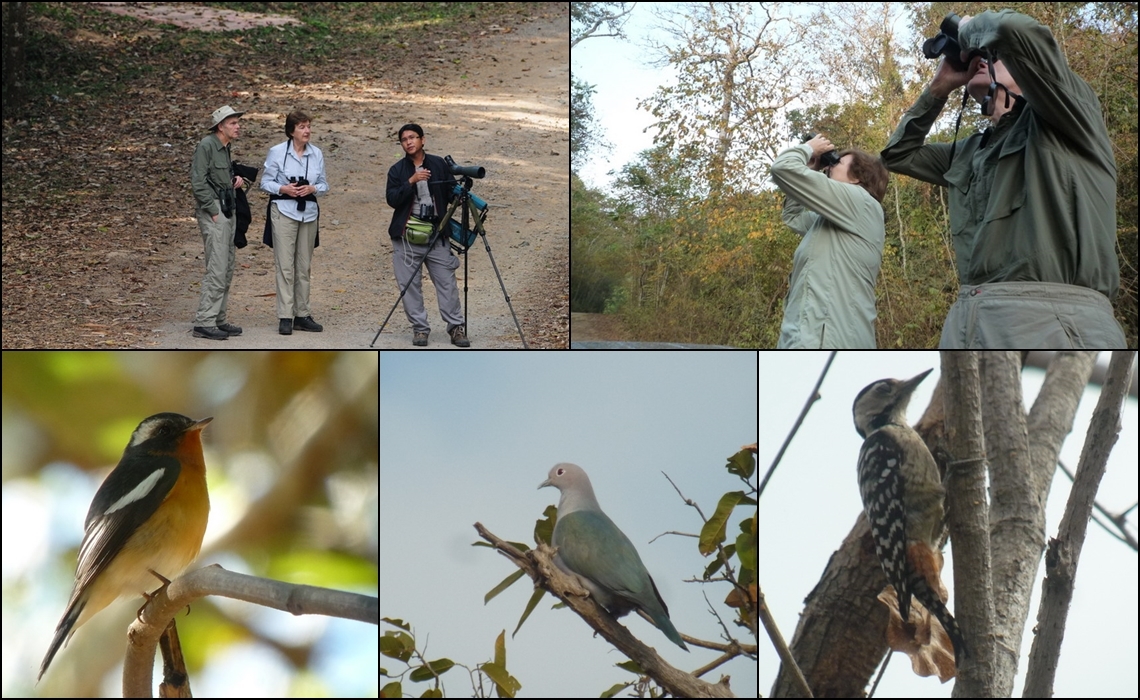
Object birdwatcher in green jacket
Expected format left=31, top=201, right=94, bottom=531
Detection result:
left=881, top=10, right=1125, bottom=348
left=770, top=135, right=888, bottom=349
left=189, top=105, right=245, bottom=341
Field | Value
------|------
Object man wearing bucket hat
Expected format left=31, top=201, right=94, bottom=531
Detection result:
left=189, top=105, right=246, bottom=340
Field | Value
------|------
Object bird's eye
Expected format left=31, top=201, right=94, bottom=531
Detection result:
left=557, top=468, right=565, bottom=476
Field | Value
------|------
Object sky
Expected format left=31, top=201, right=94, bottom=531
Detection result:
left=381, top=351, right=1138, bottom=698
left=572, top=3, right=673, bottom=190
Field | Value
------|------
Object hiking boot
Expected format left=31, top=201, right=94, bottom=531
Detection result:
left=450, top=325, right=471, bottom=347
left=193, top=326, right=229, bottom=341
left=217, top=322, right=242, bottom=336
left=413, top=331, right=429, bottom=347
left=279, top=319, right=293, bottom=335
left=294, top=316, right=323, bottom=332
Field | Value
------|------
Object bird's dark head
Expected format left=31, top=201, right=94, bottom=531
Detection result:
left=852, top=369, right=933, bottom=438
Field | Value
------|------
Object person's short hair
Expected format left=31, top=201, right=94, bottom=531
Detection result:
left=837, top=149, right=889, bottom=203
left=398, top=123, right=424, bottom=141
left=285, top=110, right=312, bottom=139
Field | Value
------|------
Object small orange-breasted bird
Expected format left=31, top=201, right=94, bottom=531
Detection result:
left=39, top=412, right=213, bottom=681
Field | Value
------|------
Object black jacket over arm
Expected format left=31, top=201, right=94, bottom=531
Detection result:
left=385, top=153, right=454, bottom=240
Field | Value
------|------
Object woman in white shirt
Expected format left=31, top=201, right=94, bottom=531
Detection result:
left=260, top=110, right=330, bottom=335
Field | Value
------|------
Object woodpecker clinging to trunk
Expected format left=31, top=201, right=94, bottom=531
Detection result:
left=853, top=368, right=966, bottom=666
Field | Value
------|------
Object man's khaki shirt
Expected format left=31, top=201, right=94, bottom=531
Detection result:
left=191, top=132, right=234, bottom=218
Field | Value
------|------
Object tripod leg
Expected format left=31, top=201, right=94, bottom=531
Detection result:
left=474, top=226, right=529, bottom=349
left=463, top=244, right=469, bottom=336
left=371, top=292, right=407, bottom=347
left=370, top=234, right=440, bottom=347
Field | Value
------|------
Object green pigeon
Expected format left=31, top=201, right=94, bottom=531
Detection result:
left=539, top=463, right=688, bottom=651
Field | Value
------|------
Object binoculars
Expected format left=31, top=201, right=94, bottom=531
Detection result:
left=799, top=132, right=840, bottom=170
left=923, top=13, right=970, bottom=71
left=289, top=176, right=311, bottom=211
left=818, top=150, right=841, bottom=169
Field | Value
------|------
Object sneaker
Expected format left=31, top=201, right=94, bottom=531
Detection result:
left=217, top=322, right=242, bottom=336
left=279, top=319, right=293, bottom=335
left=413, top=331, right=429, bottom=347
left=450, top=326, right=471, bottom=347
left=193, top=326, right=229, bottom=341
left=294, top=316, right=323, bottom=332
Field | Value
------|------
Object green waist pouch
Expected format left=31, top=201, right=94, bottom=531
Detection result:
left=405, top=215, right=434, bottom=245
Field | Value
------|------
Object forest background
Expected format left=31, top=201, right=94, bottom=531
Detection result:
left=570, top=2, right=1138, bottom=348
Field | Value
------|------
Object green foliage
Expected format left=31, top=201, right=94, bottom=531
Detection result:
left=571, top=174, right=626, bottom=313
left=572, top=77, right=602, bottom=171
left=575, top=161, right=796, bottom=346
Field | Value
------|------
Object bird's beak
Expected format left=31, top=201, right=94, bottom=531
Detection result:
left=188, top=416, right=214, bottom=433
left=900, top=369, right=934, bottom=395
left=538, top=478, right=552, bottom=490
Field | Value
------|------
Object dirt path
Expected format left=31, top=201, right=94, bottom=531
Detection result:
left=570, top=312, right=737, bottom=348
left=2, top=3, right=568, bottom=349
left=570, top=312, right=628, bottom=341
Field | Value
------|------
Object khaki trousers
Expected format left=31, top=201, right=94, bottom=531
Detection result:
left=269, top=203, right=317, bottom=319
left=940, top=281, right=1126, bottom=348
left=194, top=206, right=236, bottom=327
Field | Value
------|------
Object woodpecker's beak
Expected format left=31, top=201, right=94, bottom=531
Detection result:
left=900, top=368, right=934, bottom=396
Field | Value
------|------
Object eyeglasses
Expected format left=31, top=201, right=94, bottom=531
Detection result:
left=400, top=136, right=421, bottom=143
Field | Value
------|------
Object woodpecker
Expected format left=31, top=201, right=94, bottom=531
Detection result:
left=852, top=368, right=966, bottom=665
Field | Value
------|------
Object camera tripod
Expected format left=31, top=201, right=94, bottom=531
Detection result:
left=370, top=175, right=528, bottom=348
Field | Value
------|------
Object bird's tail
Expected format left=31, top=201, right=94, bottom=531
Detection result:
left=650, top=609, right=689, bottom=651
left=39, top=596, right=86, bottom=680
